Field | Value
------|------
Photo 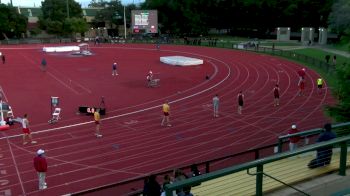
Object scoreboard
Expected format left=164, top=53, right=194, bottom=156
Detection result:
left=131, top=10, right=158, bottom=34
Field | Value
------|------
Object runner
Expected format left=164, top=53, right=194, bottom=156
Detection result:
left=317, top=77, right=323, bottom=94
left=22, top=114, right=37, bottom=145
left=273, top=84, right=280, bottom=106
left=237, top=91, right=244, bottom=114
left=112, top=62, right=118, bottom=76
left=212, top=94, right=220, bottom=117
left=94, top=109, right=102, bottom=138
left=161, top=100, right=171, bottom=127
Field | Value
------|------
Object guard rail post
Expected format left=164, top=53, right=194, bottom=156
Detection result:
left=256, top=164, right=263, bottom=196
left=339, top=141, right=348, bottom=176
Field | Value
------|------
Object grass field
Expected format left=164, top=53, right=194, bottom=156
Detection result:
left=292, top=48, right=350, bottom=65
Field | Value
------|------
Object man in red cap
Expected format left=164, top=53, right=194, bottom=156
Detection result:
left=34, top=149, right=48, bottom=190
left=288, top=124, right=300, bottom=151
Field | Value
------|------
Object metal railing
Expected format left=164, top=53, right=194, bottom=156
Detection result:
left=164, top=135, right=350, bottom=196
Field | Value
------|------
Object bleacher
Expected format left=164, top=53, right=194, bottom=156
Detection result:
left=164, top=135, right=350, bottom=196
left=190, top=150, right=349, bottom=195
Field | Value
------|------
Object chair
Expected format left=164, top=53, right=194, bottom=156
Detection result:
left=49, top=108, right=61, bottom=124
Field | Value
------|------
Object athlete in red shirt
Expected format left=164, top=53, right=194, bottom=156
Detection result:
left=273, top=84, right=280, bottom=106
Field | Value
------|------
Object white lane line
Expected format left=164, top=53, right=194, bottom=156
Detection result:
left=1, top=132, right=26, bottom=195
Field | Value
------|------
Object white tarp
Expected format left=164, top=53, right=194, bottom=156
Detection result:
left=160, top=56, right=203, bottom=66
left=43, top=46, right=80, bottom=52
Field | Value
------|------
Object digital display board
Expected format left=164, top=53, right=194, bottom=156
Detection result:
left=131, top=10, right=158, bottom=34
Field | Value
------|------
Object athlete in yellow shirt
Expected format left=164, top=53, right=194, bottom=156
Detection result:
left=317, top=78, right=323, bottom=94
left=94, top=109, right=102, bottom=138
left=161, top=101, right=171, bottom=127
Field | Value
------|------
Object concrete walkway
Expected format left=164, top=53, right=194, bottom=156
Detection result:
left=260, top=44, right=350, bottom=58
left=316, top=47, right=350, bottom=58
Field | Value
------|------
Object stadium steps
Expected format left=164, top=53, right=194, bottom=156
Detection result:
left=191, top=150, right=350, bottom=196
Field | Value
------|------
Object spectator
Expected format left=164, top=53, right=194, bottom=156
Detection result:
left=332, top=55, right=337, bottom=66
left=325, top=55, right=330, bottom=64
left=161, top=174, right=176, bottom=196
left=189, top=164, right=201, bottom=187
left=189, top=164, right=201, bottom=178
left=143, top=175, right=161, bottom=196
left=174, top=169, right=188, bottom=195
left=34, top=149, right=48, bottom=190
left=308, top=123, right=336, bottom=169
left=288, top=124, right=300, bottom=152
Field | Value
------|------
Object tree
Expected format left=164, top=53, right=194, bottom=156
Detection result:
left=328, top=0, right=350, bottom=37
left=88, top=0, right=107, bottom=7
left=326, top=62, right=350, bottom=122
left=39, top=0, right=88, bottom=36
left=0, top=4, right=27, bottom=39
left=90, top=0, right=129, bottom=35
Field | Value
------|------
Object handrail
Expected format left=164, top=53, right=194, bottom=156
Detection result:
left=164, top=135, right=350, bottom=195
left=277, top=122, right=350, bottom=153
left=247, top=169, right=310, bottom=196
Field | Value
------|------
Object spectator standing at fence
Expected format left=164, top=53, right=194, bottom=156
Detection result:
left=332, top=55, right=337, bottom=66
left=161, top=100, right=171, bottom=127
left=298, top=78, right=305, bottom=96
left=34, top=149, right=47, bottom=190
left=325, top=55, right=330, bottom=64
left=22, top=114, right=37, bottom=145
left=288, top=124, right=300, bottom=152
left=143, top=175, right=161, bottom=196
left=41, top=58, right=47, bottom=72
left=112, top=62, right=118, bottom=76
left=308, top=123, right=336, bottom=168
left=94, top=36, right=99, bottom=45
left=273, top=84, right=280, bottom=107
left=212, top=94, right=220, bottom=117
left=94, top=109, right=102, bottom=138
left=237, top=91, right=244, bottom=114
left=317, top=77, right=323, bottom=94
left=1, top=54, right=5, bottom=64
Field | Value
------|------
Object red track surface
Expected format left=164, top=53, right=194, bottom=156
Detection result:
left=0, top=43, right=335, bottom=195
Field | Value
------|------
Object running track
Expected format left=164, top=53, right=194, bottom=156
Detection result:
left=0, top=43, right=335, bottom=195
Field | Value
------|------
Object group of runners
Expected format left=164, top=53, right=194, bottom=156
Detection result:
left=211, top=67, right=324, bottom=118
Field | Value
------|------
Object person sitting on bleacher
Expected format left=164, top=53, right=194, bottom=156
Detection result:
left=308, top=123, right=336, bottom=169
left=143, top=174, right=161, bottom=196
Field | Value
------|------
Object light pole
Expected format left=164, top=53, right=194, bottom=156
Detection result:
left=123, top=6, right=126, bottom=39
